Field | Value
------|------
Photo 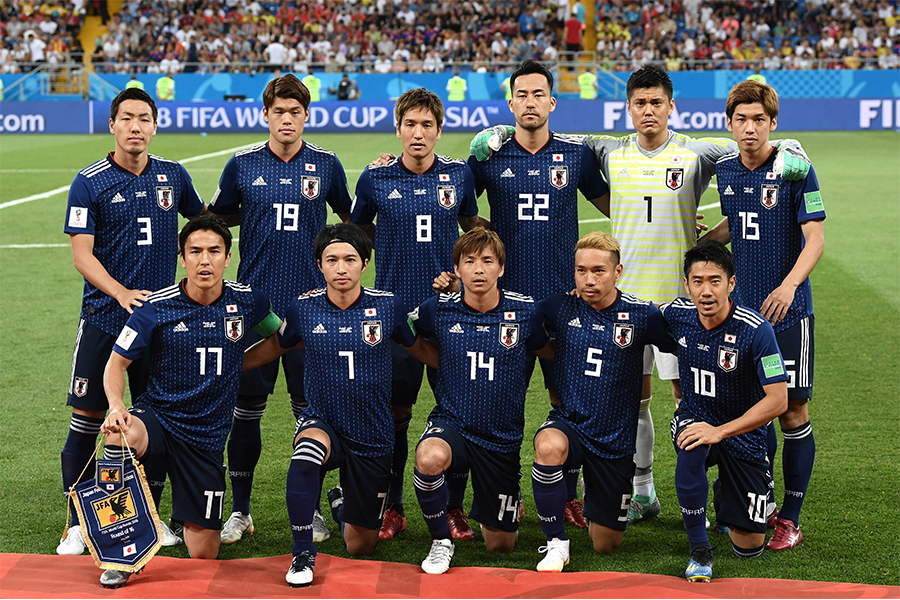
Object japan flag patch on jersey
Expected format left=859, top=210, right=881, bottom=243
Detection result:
left=439, top=174, right=450, bottom=182
left=761, top=184, right=779, bottom=209
left=157, top=174, right=168, bottom=182
left=305, top=163, right=316, bottom=172
left=365, top=308, right=377, bottom=317
left=718, top=346, right=738, bottom=372
left=156, top=186, right=175, bottom=210
left=724, top=333, right=737, bottom=344
left=302, top=176, right=320, bottom=199
left=224, top=316, right=244, bottom=342
left=552, top=154, right=564, bottom=162
left=499, top=323, right=520, bottom=348
left=613, top=323, right=634, bottom=348
left=550, top=166, right=568, bottom=189
left=504, top=311, right=516, bottom=320
left=437, top=185, right=456, bottom=209
left=363, top=320, right=383, bottom=346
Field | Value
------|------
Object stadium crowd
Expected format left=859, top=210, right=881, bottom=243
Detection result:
left=1, top=0, right=898, bottom=75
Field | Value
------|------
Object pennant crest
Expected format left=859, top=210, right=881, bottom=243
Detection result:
left=156, top=186, right=175, bottom=210
left=665, top=167, right=684, bottom=190
left=613, top=323, right=634, bottom=348
left=550, top=165, right=569, bottom=189
left=499, top=323, right=520, bottom=348
left=718, top=346, right=738, bottom=372
left=760, top=184, right=779, bottom=209
left=96, top=460, right=124, bottom=494
left=362, top=320, right=383, bottom=346
left=224, top=316, right=244, bottom=342
left=301, top=176, right=320, bottom=199
left=437, top=185, right=456, bottom=209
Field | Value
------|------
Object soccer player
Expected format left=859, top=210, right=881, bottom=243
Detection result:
left=662, top=240, right=788, bottom=582
left=412, top=228, right=552, bottom=574
left=465, top=59, right=609, bottom=528
left=242, top=223, right=433, bottom=588
left=98, top=216, right=280, bottom=588
left=59, top=87, right=205, bottom=556
left=208, top=73, right=352, bottom=546
left=531, top=231, right=677, bottom=572
left=471, top=63, right=809, bottom=525
left=350, top=88, right=484, bottom=541
left=703, top=80, right=825, bottom=550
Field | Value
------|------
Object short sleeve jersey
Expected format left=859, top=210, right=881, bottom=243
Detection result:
left=716, top=151, right=825, bottom=333
left=209, top=141, right=352, bottom=314
left=661, top=299, right=789, bottom=460
left=350, top=155, right=478, bottom=308
left=541, top=291, right=677, bottom=458
left=64, top=153, right=205, bottom=335
left=468, top=134, right=609, bottom=300
left=278, top=287, right=418, bottom=457
left=113, top=280, right=272, bottom=452
left=413, top=290, right=549, bottom=452
left=587, top=131, right=736, bottom=303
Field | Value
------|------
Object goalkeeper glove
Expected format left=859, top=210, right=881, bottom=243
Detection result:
left=469, top=125, right=516, bottom=161
left=773, top=139, right=811, bottom=181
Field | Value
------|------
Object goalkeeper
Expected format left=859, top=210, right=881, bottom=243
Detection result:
left=470, top=64, right=810, bottom=526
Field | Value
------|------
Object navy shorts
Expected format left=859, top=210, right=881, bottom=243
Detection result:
left=68, top=319, right=149, bottom=412
left=391, top=344, right=424, bottom=407
left=536, top=419, right=634, bottom=532
left=671, top=410, right=769, bottom=534
left=525, top=353, right=556, bottom=391
left=131, top=404, right=227, bottom=530
left=419, top=418, right=521, bottom=532
left=776, top=315, right=814, bottom=401
left=239, top=329, right=305, bottom=399
left=294, top=418, right=391, bottom=531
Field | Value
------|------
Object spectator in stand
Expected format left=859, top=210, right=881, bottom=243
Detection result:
left=565, top=7, right=584, bottom=53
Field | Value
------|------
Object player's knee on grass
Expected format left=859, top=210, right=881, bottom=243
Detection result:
left=482, top=526, right=517, bottom=553
left=728, top=526, right=765, bottom=554
left=533, top=428, right=568, bottom=465
left=415, top=437, right=452, bottom=475
left=590, top=523, right=624, bottom=554
left=344, top=524, right=379, bottom=556
left=184, top=522, right=221, bottom=559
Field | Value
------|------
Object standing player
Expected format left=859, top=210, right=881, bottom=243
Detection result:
left=99, top=216, right=280, bottom=588
left=242, top=223, right=433, bottom=588
left=531, top=231, right=677, bottom=572
left=471, top=63, right=809, bottom=525
left=350, top=88, right=484, bottom=541
left=59, top=87, right=205, bottom=556
left=208, top=73, right=352, bottom=545
left=702, top=80, right=824, bottom=550
left=662, top=240, right=788, bottom=582
left=465, top=59, right=609, bottom=528
left=412, top=228, right=553, bottom=574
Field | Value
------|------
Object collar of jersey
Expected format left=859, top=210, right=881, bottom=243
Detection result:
left=698, top=298, right=736, bottom=332
left=107, top=152, right=150, bottom=177
left=738, top=146, right=777, bottom=172
left=266, top=140, right=304, bottom=163
left=180, top=278, right=225, bottom=307
left=398, top=153, right=437, bottom=175
left=324, top=287, right=364, bottom=310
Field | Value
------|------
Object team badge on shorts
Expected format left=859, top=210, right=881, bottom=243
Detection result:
left=666, top=168, right=684, bottom=190
left=302, top=176, right=320, bottom=199
left=224, top=316, right=244, bottom=341
left=550, top=165, right=569, bottom=189
left=73, top=376, right=89, bottom=397
left=718, top=346, right=738, bottom=372
left=156, top=187, right=175, bottom=210
left=613, top=323, right=634, bottom=348
left=437, top=185, right=456, bottom=209
left=499, top=323, right=520, bottom=348
left=362, top=320, right=383, bottom=346
left=761, top=184, right=779, bottom=209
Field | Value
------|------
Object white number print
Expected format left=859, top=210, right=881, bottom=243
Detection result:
left=690, top=367, right=716, bottom=397
left=466, top=351, right=495, bottom=381
left=738, top=211, right=760, bottom=240
left=497, top=493, right=520, bottom=522
left=618, top=494, right=632, bottom=522
left=416, top=214, right=432, bottom=242
left=273, top=203, right=299, bottom=231
left=137, top=217, right=152, bottom=246
left=584, top=347, right=603, bottom=377
left=784, top=359, right=796, bottom=388
left=204, top=490, right=225, bottom=520
left=339, top=350, right=355, bottom=380
left=746, top=492, right=767, bottom=523
left=196, top=347, right=223, bottom=375
left=517, top=193, right=549, bottom=221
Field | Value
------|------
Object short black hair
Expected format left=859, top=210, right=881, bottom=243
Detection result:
left=510, top=59, right=554, bottom=95
left=684, top=239, right=735, bottom=280
left=313, top=223, right=373, bottom=263
left=626, top=63, right=673, bottom=101
left=110, top=87, right=158, bottom=122
left=179, top=215, right=232, bottom=256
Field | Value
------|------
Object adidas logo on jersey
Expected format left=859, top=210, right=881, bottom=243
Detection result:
left=500, top=168, right=515, bottom=178
left=312, top=323, right=327, bottom=334
left=568, top=317, right=582, bottom=328
left=252, top=176, right=267, bottom=186
left=678, top=336, right=687, bottom=348
left=618, top=168, right=629, bottom=177
left=388, top=189, right=402, bottom=199
left=723, top=185, right=735, bottom=195
left=173, top=322, right=189, bottom=332
left=111, top=193, right=126, bottom=203
left=449, top=323, right=465, bottom=333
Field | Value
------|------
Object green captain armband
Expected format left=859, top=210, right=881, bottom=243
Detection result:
left=252, top=309, right=282, bottom=337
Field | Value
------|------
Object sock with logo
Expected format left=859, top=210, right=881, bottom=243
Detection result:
left=532, top=463, right=567, bottom=541
left=780, top=421, right=815, bottom=526
left=414, top=468, right=451, bottom=539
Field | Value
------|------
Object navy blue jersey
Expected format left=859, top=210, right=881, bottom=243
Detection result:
left=716, top=152, right=826, bottom=333
left=350, top=155, right=479, bottom=308
left=541, top=291, right=677, bottom=458
left=661, top=299, right=789, bottom=460
left=413, top=290, right=549, bottom=453
left=468, top=134, right=609, bottom=300
left=278, top=287, right=418, bottom=457
left=113, top=280, right=272, bottom=452
left=209, top=141, right=352, bottom=314
left=64, top=153, right=205, bottom=335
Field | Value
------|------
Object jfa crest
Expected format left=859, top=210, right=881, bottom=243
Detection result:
left=665, top=168, right=684, bottom=190
left=613, top=323, right=634, bottom=348
left=92, top=489, right=136, bottom=530
left=156, top=186, right=175, bottom=210
left=718, top=346, right=738, bottom=372
left=73, top=376, right=88, bottom=397
left=760, top=184, right=779, bottom=209
left=302, top=176, right=320, bottom=199
left=499, top=323, right=520, bottom=348
left=437, top=185, right=456, bottom=209
left=224, top=316, right=244, bottom=342
left=97, top=462, right=123, bottom=493
left=550, top=166, right=569, bottom=189
left=363, top=320, right=383, bottom=346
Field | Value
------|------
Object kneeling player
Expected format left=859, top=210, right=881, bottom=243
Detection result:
left=531, top=231, right=677, bottom=572
left=662, top=240, right=788, bottom=582
left=242, top=223, right=433, bottom=588
left=412, top=228, right=552, bottom=574
left=100, top=216, right=279, bottom=588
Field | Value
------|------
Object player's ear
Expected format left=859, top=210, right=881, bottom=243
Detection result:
left=108, top=118, right=115, bottom=135
left=361, top=258, right=369, bottom=273
left=179, top=252, right=186, bottom=270
left=728, top=275, right=735, bottom=293
left=683, top=276, right=690, bottom=296
left=317, top=260, right=323, bottom=274
left=453, top=264, right=461, bottom=279
left=615, top=263, right=623, bottom=280
left=436, top=125, right=442, bottom=141
left=667, top=98, right=675, bottom=116
left=224, top=251, right=232, bottom=269
left=548, top=95, right=556, bottom=112
left=770, top=116, right=777, bottom=131
left=726, top=116, right=733, bottom=132
left=263, top=108, right=270, bottom=124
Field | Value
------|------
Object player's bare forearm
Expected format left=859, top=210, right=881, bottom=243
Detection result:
left=243, top=334, right=291, bottom=371
left=337, top=212, right=351, bottom=223
left=102, top=353, right=132, bottom=433
left=405, top=337, right=438, bottom=369
left=207, top=210, right=240, bottom=227
left=534, top=340, right=555, bottom=361
left=458, top=214, right=488, bottom=232
left=433, top=271, right=460, bottom=294
left=587, top=193, right=610, bottom=217
left=356, top=221, right=376, bottom=245
left=760, top=219, right=823, bottom=324
left=711, top=382, right=787, bottom=442
left=71, top=234, right=150, bottom=313
left=699, top=217, right=731, bottom=244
